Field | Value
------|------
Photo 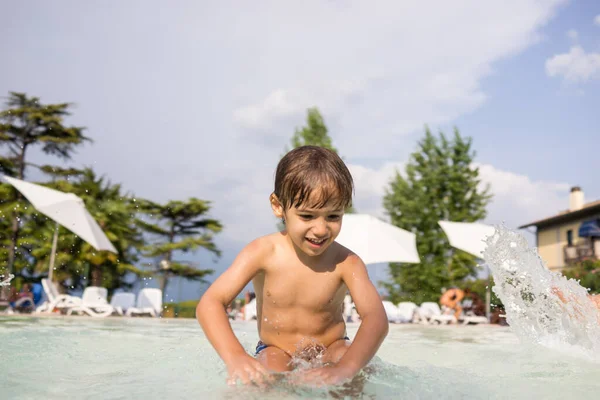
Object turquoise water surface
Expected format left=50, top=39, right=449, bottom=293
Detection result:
left=1, top=317, right=599, bottom=399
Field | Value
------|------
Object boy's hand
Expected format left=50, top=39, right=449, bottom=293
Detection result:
left=225, top=353, right=271, bottom=386
left=295, top=365, right=355, bottom=387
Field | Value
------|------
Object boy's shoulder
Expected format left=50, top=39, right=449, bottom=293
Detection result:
left=330, top=241, right=366, bottom=269
left=242, top=232, right=291, bottom=261
left=244, top=233, right=279, bottom=254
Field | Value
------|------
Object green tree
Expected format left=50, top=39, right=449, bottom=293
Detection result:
left=287, top=107, right=338, bottom=152
left=562, top=259, right=600, bottom=295
left=382, top=127, right=492, bottom=304
left=138, top=198, right=222, bottom=300
left=282, top=107, right=355, bottom=216
left=0, top=92, right=90, bottom=274
left=0, top=181, right=43, bottom=276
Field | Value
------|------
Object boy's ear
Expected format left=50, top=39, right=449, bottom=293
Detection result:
left=270, top=193, right=284, bottom=219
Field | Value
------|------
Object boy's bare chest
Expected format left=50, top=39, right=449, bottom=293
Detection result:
left=255, top=264, right=346, bottom=310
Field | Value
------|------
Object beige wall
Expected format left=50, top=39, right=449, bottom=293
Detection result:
left=537, top=228, right=561, bottom=269
left=537, top=214, right=600, bottom=270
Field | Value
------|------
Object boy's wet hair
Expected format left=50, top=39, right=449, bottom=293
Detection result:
left=274, top=145, right=354, bottom=210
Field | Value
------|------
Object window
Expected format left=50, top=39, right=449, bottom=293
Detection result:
left=567, top=230, right=573, bottom=247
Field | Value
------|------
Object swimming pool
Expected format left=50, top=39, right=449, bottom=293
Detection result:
left=1, top=317, right=598, bottom=399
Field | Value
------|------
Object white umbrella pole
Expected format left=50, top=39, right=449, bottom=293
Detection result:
left=48, top=222, right=59, bottom=281
left=485, top=265, right=491, bottom=321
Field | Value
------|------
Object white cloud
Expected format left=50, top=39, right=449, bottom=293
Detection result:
left=233, top=89, right=300, bottom=131
left=348, top=162, right=405, bottom=218
left=475, top=164, right=570, bottom=227
left=566, top=29, right=578, bottom=40
left=545, top=46, right=600, bottom=83
left=0, top=1, right=569, bottom=251
left=337, top=159, right=566, bottom=220
left=594, top=15, right=600, bottom=26
left=226, top=1, right=566, bottom=158
left=233, top=79, right=369, bottom=134
left=349, top=162, right=571, bottom=231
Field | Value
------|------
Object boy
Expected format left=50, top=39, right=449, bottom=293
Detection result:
left=197, top=145, right=388, bottom=387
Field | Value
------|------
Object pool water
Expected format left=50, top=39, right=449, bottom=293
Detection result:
left=1, top=317, right=599, bottom=399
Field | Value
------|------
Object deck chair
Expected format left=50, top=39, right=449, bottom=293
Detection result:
left=126, top=288, right=163, bottom=317
left=35, top=279, right=82, bottom=314
left=110, top=292, right=136, bottom=316
left=460, top=312, right=489, bottom=325
left=243, top=298, right=257, bottom=321
left=66, top=286, right=114, bottom=317
left=419, top=302, right=457, bottom=324
left=458, top=298, right=488, bottom=324
left=0, top=278, right=33, bottom=314
left=11, top=296, right=35, bottom=309
left=382, top=300, right=402, bottom=323
left=0, top=275, right=13, bottom=311
left=397, top=301, right=418, bottom=323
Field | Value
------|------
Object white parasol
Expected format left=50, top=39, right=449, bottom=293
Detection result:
left=3, top=176, right=117, bottom=280
left=336, top=214, right=420, bottom=265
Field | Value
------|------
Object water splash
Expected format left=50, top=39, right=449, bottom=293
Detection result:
left=0, top=274, right=14, bottom=286
left=483, top=225, right=600, bottom=360
left=286, top=338, right=331, bottom=371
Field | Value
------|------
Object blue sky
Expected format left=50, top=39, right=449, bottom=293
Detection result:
left=1, top=1, right=599, bottom=301
left=453, top=0, right=600, bottom=187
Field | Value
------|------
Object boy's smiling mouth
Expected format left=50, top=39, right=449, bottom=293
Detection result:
left=306, top=237, right=328, bottom=246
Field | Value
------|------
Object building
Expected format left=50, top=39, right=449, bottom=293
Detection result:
left=519, top=187, right=600, bottom=270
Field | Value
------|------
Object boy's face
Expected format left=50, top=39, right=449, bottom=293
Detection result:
left=270, top=193, right=344, bottom=257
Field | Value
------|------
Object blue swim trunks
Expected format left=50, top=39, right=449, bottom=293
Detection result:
left=255, top=336, right=351, bottom=356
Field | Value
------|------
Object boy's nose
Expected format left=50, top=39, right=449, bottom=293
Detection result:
left=312, top=219, right=328, bottom=236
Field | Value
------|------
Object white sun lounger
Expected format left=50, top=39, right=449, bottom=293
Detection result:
left=110, top=292, right=136, bottom=316
left=12, top=297, right=35, bottom=308
left=35, top=279, right=82, bottom=314
left=397, top=301, right=419, bottom=323
left=243, top=298, right=257, bottom=321
left=419, top=302, right=457, bottom=324
left=66, top=286, right=114, bottom=317
left=126, top=288, right=163, bottom=317
left=2, top=296, right=36, bottom=314
left=460, top=312, right=489, bottom=325
left=382, top=300, right=402, bottom=323
left=458, top=298, right=489, bottom=324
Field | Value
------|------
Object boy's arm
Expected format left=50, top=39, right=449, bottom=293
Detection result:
left=196, top=238, right=269, bottom=383
left=335, top=253, right=389, bottom=376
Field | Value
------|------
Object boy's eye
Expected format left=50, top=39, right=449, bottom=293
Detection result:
left=328, top=215, right=341, bottom=220
left=299, top=214, right=313, bottom=220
